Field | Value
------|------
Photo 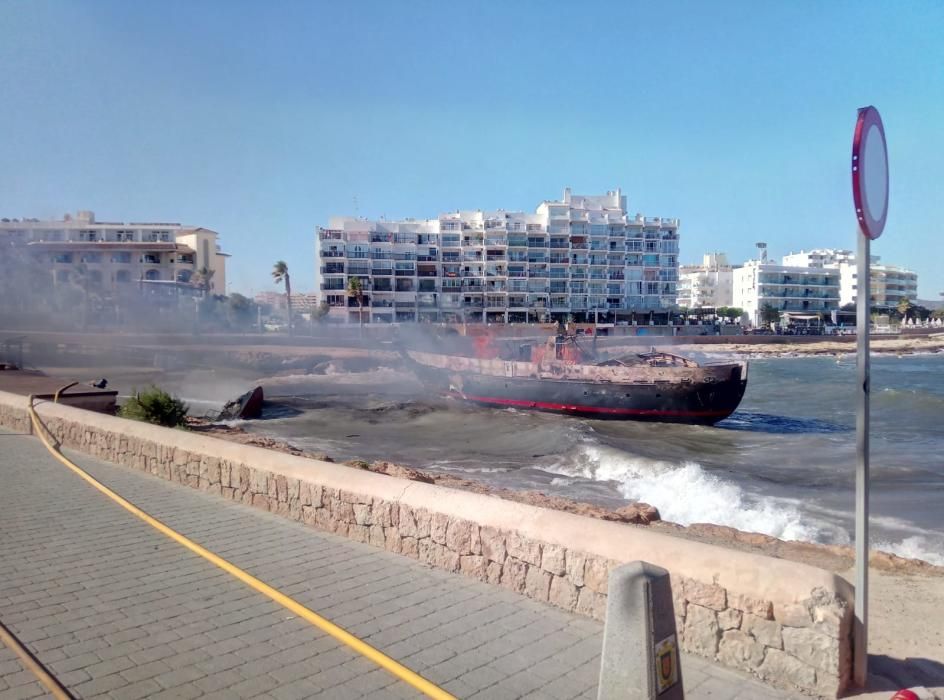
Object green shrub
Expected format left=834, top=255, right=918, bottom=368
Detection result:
left=119, top=386, right=189, bottom=428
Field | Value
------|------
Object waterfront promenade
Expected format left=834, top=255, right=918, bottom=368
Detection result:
left=0, top=428, right=796, bottom=699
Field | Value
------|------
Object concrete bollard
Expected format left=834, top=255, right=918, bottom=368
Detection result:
left=598, top=561, right=683, bottom=700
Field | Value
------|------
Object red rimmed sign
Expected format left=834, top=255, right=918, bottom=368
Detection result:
left=851, top=106, right=889, bottom=240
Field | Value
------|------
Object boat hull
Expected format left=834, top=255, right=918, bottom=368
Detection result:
left=402, top=347, right=747, bottom=425
left=436, top=371, right=746, bottom=424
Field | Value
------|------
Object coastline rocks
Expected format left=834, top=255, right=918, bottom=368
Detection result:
left=349, top=460, right=435, bottom=484
left=613, top=503, right=661, bottom=524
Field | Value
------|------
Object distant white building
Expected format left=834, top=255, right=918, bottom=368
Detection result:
left=0, top=210, right=228, bottom=293
left=677, top=253, right=735, bottom=309
left=316, top=188, right=680, bottom=324
left=782, top=248, right=917, bottom=310
left=733, top=260, right=840, bottom=326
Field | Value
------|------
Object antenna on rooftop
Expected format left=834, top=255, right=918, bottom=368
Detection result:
left=755, top=241, right=768, bottom=262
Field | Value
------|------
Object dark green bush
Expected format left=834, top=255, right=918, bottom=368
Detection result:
left=119, top=386, right=189, bottom=428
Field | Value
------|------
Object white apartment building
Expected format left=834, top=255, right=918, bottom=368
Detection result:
left=782, top=248, right=918, bottom=310
left=255, top=292, right=321, bottom=314
left=677, top=253, right=734, bottom=308
left=733, top=261, right=840, bottom=326
left=315, top=189, right=679, bottom=324
left=0, top=210, right=228, bottom=293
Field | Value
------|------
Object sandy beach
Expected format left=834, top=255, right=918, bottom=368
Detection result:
left=673, top=335, right=944, bottom=358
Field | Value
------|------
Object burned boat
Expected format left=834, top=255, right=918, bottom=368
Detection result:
left=404, top=333, right=747, bottom=425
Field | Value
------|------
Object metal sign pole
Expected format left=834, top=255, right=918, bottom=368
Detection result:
left=850, top=105, right=886, bottom=686
left=853, top=231, right=870, bottom=686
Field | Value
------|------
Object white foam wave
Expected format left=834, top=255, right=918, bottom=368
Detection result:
left=540, top=444, right=846, bottom=543
left=874, top=536, right=944, bottom=567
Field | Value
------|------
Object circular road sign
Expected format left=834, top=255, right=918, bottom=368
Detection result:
left=852, top=106, right=889, bottom=240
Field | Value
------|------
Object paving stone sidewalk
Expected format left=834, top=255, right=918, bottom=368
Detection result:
left=0, top=638, right=53, bottom=700
left=0, top=428, right=798, bottom=699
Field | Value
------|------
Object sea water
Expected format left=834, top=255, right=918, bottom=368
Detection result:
left=245, top=354, right=944, bottom=566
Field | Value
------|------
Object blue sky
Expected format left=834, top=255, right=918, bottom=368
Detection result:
left=2, top=0, right=942, bottom=298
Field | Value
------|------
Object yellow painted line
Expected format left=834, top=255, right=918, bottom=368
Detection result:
left=0, top=619, right=74, bottom=700
left=26, top=398, right=455, bottom=700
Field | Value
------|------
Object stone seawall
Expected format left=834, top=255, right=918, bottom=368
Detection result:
left=0, top=391, right=854, bottom=697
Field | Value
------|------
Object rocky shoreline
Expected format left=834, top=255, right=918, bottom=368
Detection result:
left=187, top=417, right=942, bottom=577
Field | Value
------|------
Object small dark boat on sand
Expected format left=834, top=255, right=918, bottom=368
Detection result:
left=404, top=332, right=747, bottom=425
left=218, top=386, right=264, bottom=420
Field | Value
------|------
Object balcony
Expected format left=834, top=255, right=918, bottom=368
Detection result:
left=321, top=250, right=344, bottom=258
left=369, top=233, right=392, bottom=243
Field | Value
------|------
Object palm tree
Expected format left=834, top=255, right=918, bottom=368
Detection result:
left=193, top=266, right=215, bottom=295
left=760, top=303, right=780, bottom=328
left=897, top=297, right=913, bottom=324
left=347, top=276, right=366, bottom=327
left=271, top=261, right=293, bottom=335
left=74, top=263, right=90, bottom=330
left=312, top=300, right=331, bottom=323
